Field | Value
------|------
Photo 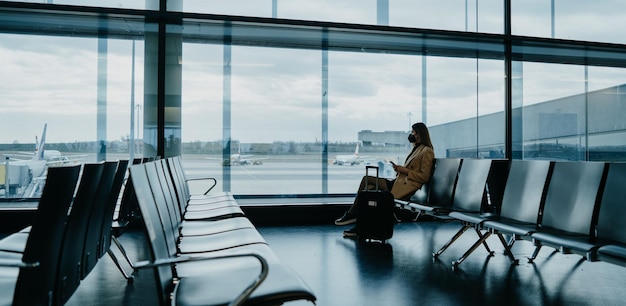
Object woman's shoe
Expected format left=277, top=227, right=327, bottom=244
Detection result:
left=343, top=226, right=358, bottom=238
left=335, top=212, right=356, bottom=225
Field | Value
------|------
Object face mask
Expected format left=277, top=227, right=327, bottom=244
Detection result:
left=408, top=134, right=417, bottom=143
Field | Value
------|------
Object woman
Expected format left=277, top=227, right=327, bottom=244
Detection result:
left=335, top=122, right=435, bottom=237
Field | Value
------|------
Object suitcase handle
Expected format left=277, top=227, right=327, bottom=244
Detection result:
left=365, top=166, right=379, bottom=191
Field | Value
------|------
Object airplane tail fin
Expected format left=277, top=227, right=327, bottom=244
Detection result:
left=33, top=123, right=47, bottom=161
left=354, top=143, right=359, bottom=156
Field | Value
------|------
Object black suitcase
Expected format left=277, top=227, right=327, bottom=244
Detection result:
left=355, top=166, right=395, bottom=243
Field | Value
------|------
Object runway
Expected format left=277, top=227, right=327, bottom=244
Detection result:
left=1, top=151, right=401, bottom=198
left=180, top=154, right=395, bottom=195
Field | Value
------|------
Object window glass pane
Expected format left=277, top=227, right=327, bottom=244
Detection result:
left=426, top=57, right=504, bottom=158
left=555, top=0, right=626, bottom=44
left=588, top=67, right=626, bottom=161
left=391, top=0, right=503, bottom=33
left=513, top=0, right=626, bottom=44
left=0, top=33, right=142, bottom=198
left=512, top=0, right=552, bottom=37
left=516, top=62, right=587, bottom=160
left=229, top=47, right=321, bottom=195
left=478, top=59, right=505, bottom=158
left=181, top=45, right=322, bottom=195
left=278, top=0, right=376, bottom=24
left=179, top=0, right=273, bottom=17
left=180, top=43, right=224, bottom=192
left=328, top=52, right=422, bottom=190
left=103, top=39, right=145, bottom=161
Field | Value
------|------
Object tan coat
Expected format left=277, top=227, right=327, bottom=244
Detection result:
left=390, top=144, right=435, bottom=200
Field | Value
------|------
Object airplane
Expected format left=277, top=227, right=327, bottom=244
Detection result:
left=1, top=124, right=49, bottom=197
left=4, top=124, right=86, bottom=166
left=333, top=143, right=368, bottom=166
left=208, top=144, right=268, bottom=166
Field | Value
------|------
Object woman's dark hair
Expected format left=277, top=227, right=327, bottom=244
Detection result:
left=412, top=122, right=433, bottom=149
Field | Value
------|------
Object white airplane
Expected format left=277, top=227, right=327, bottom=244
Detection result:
left=7, top=124, right=49, bottom=178
left=333, top=143, right=368, bottom=166
left=5, top=124, right=86, bottom=166
left=228, top=152, right=265, bottom=166
left=1, top=124, right=49, bottom=197
left=207, top=144, right=268, bottom=166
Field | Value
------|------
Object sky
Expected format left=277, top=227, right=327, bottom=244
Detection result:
left=1, top=0, right=626, bottom=144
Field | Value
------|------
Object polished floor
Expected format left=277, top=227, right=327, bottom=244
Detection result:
left=65, top=219, right=626, bottom=306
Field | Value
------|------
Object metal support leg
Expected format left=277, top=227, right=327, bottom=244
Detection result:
left=107, top=236, right=136, bottom=282
left=496, top=233, right=519, bottom=265
left=452, top=231, right=493, bottom=268
left=433, top=225, right=470, bottom=258
left=528, top=245, right=542, bottom=263
left=412, top=211, right=422, bottom=222
left=474, top=227, right=494, bottom=254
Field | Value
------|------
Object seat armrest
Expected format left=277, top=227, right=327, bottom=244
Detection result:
left=185, top=177, right=218, bottom=195
left=134, top=251, right=269, bottom=306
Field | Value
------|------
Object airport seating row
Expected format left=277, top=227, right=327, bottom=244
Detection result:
left=128, top=157, right=317, bottom=306
left=0, top=160, right=129, bottom=306
left=396, top=158, right=626, bottom=270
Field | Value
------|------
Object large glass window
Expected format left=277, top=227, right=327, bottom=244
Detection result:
left=3, top=2, right=626, bottom=202
left=0, top=33, right=143, bottom=198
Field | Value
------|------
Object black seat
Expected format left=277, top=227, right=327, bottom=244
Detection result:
left=82, top=160, right=129, bottom=279
left=166, top=156, right=237, bottom=207
left=128, top=163, right=317, bottom=306
left=482, top=160, right=552, bottom=242
left=434, top=159, right=509, bottom=267
left=55, top=162, right=109, bottom=305
left=0, top=165, right=81, bottom=306
left=527, top=161, right=606, bottom=262
left=430, top=159, right=493, bottom=263
left=395, top=158, right=461, bottom=217
left=106, top=158, right=143, bottom=281
left=595, top=162, right=626, bottom=266
left=143, top=161, right=266, bottom=254
left=115, top=157, right=144, bottom=229
left=98, top=160, right=130, bottom=260
left=157, top=159, right=244, bottom=221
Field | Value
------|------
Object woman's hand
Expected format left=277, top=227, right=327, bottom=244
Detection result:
left=391, top=162, right=403, bottom=174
